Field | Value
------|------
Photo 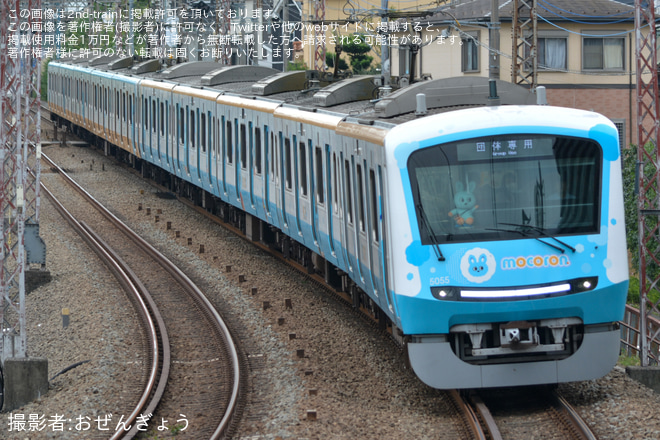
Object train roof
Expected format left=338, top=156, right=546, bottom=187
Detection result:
left=51, top=56, right=538, bottom=127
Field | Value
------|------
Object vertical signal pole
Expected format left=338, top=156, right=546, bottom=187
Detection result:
left=635, top=0, right=660, bottom=367
left=0, top=0, right=26, bottom=362
left=511, top=0, right=537, bottom=90
left=219, top=0, right=231, bottom=65
left=0, top=0, right=44, bottom=364
left=313, top=0, right=325, bottom=71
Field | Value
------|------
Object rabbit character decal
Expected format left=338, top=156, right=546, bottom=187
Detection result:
left=448, top=181, right=478, bottom=227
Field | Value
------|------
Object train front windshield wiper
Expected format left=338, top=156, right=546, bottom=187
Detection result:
left=488, top=227, right=566, bottom=253
left=500, top=222, right=576, bottom=253
left=415, top=182, right=445, bottom=262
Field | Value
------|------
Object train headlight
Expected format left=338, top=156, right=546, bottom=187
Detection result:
left=431, top=277, right=598, bottom=301
left=431, top=286, right=460, bottom=300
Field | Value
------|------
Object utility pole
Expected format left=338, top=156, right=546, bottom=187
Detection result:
left=381, top=0, right=390, bottom=86
left=489, top=0, right=500, bottom=79
left=634, top=0, right=660, bottom=367
left=511, top=0, right=537, bottom=90
left=0, top=0, right=48, bottom=411
left=313, top=0, right=325, bottom=71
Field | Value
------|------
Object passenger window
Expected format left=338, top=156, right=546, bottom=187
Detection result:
left=299, top=142, right=308, bottom=196
left=333, top=153, right=339, bottom=213
left=240, top=123, right=247, bottom=169
left=179, top=107, right=184, bottom=144
left=357, top=163, right=365, bottom=232
left=285, top=137, right=292, bottom=189
left=190, top=110, right=195, bottom=148
left=201, top=113, right=206, bottom=153
left=345, top=159, right=353, bottom=224
left=315, top=146, right=324, bottom=204
left=144, top=98, right=149, bottom=130
left=255, top=127, right=262, bottom=175
left=370, top=169, right=379, bottom=242
left=226, top=120, right=233, bottom=164
left=152, top=100, right=157, bottom=133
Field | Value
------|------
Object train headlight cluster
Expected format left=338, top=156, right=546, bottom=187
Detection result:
left=431, top=277, right=598, bottom=301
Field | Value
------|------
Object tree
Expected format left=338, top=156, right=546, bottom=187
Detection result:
left=341, top=35, right=373, bottom=74
left=326, top=52, right=348, bottom=70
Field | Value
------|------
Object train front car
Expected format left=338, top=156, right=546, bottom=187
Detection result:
left=386, top=105, right=628, bottom=389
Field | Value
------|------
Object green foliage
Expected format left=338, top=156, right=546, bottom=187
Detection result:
left=618, top=352, right=641, bottom=367
left=341, top=34, right=373, bottom=74
left=622, top=144, right=638, bottom=270
left=326, top=52, right=349, bottom=70
left=623, top=143, right=660, bottom=303
left=41, top=58, right=51, bottom=101
left=627, top=275, right=660, bottom=305
left=287, top=60, right=308, bottom=71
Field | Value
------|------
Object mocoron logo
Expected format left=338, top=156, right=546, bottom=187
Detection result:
left=501, top=254, right=571, bottom=270
left=460, top=248, right=496, bottom=283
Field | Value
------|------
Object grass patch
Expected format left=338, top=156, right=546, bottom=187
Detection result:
left=618, top=353, right=641, bottom=367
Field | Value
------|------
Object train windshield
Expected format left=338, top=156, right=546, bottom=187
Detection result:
left=408, top=134, right=602, bottom=245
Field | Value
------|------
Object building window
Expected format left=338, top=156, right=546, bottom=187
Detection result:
left=461, top=31, right=479, bottom=72
left=611, top=118, right=626, bottom=152
left=583, top=37, right=624, bottom=70
left=538, top=37, right=567, bottom=70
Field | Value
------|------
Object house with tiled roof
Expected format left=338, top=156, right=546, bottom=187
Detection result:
left=387, top=0, right=642, bottom=146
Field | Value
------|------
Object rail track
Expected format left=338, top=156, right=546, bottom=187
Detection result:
left=462, top=386, right=599, bottom=440
left=39, top=152, right=243, bottom=439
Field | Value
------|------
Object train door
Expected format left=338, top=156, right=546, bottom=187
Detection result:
left=253, top=121, right=264, bottom=216
left=297, top=136, right=312, bottom=244
left=158, top=99, right=165, bottom=164
left=322, top=144, right=336, bottom=258
left=186, top=105, right=194, bottom=177
left=263, top=124, right=272, bottom=220
left=121, top=90, right=127, bottom=150
left=370, top=163, right=392, bottom=313
left=200, top=109, right=211, bottom=188
left=213, top=113, right=225, bottom=196
left=151, top=98, right=158, bottom=162
left=278, top=130, right=288, bottom=232
left=284, top=131, right=296, bottom=234
left=209, top=114, right=217, bottom=191
left=128, top=91, right=134, bottom=155
left=311, top=142, right=324, bottom=250
left=238, top=119, right=247, bottom=207
left=354, top=154, right=367, bottom=286
left=359, top=157, right=378, bottom=298
left=248, top=121, right=255, bottom=209
left=223, top=113, right=237, bottom=200
left=339, top=151, right=354, bottom=276
left=176, top=103, right=184, bottom=174
left=143, top=96, right=150, bottom=159
left=293, top=135, right=303, bottom=237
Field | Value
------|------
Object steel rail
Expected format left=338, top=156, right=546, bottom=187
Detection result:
left=447, top=390, right=489, bottom=440
left=42, top=152, right=242, bottom=439
left=39, top=182, right=165, bottom=440
left=553, top=391, right=599, bottom=440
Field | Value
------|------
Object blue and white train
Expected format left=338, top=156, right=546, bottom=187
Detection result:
left=48, top=57, right=628, bottom=388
